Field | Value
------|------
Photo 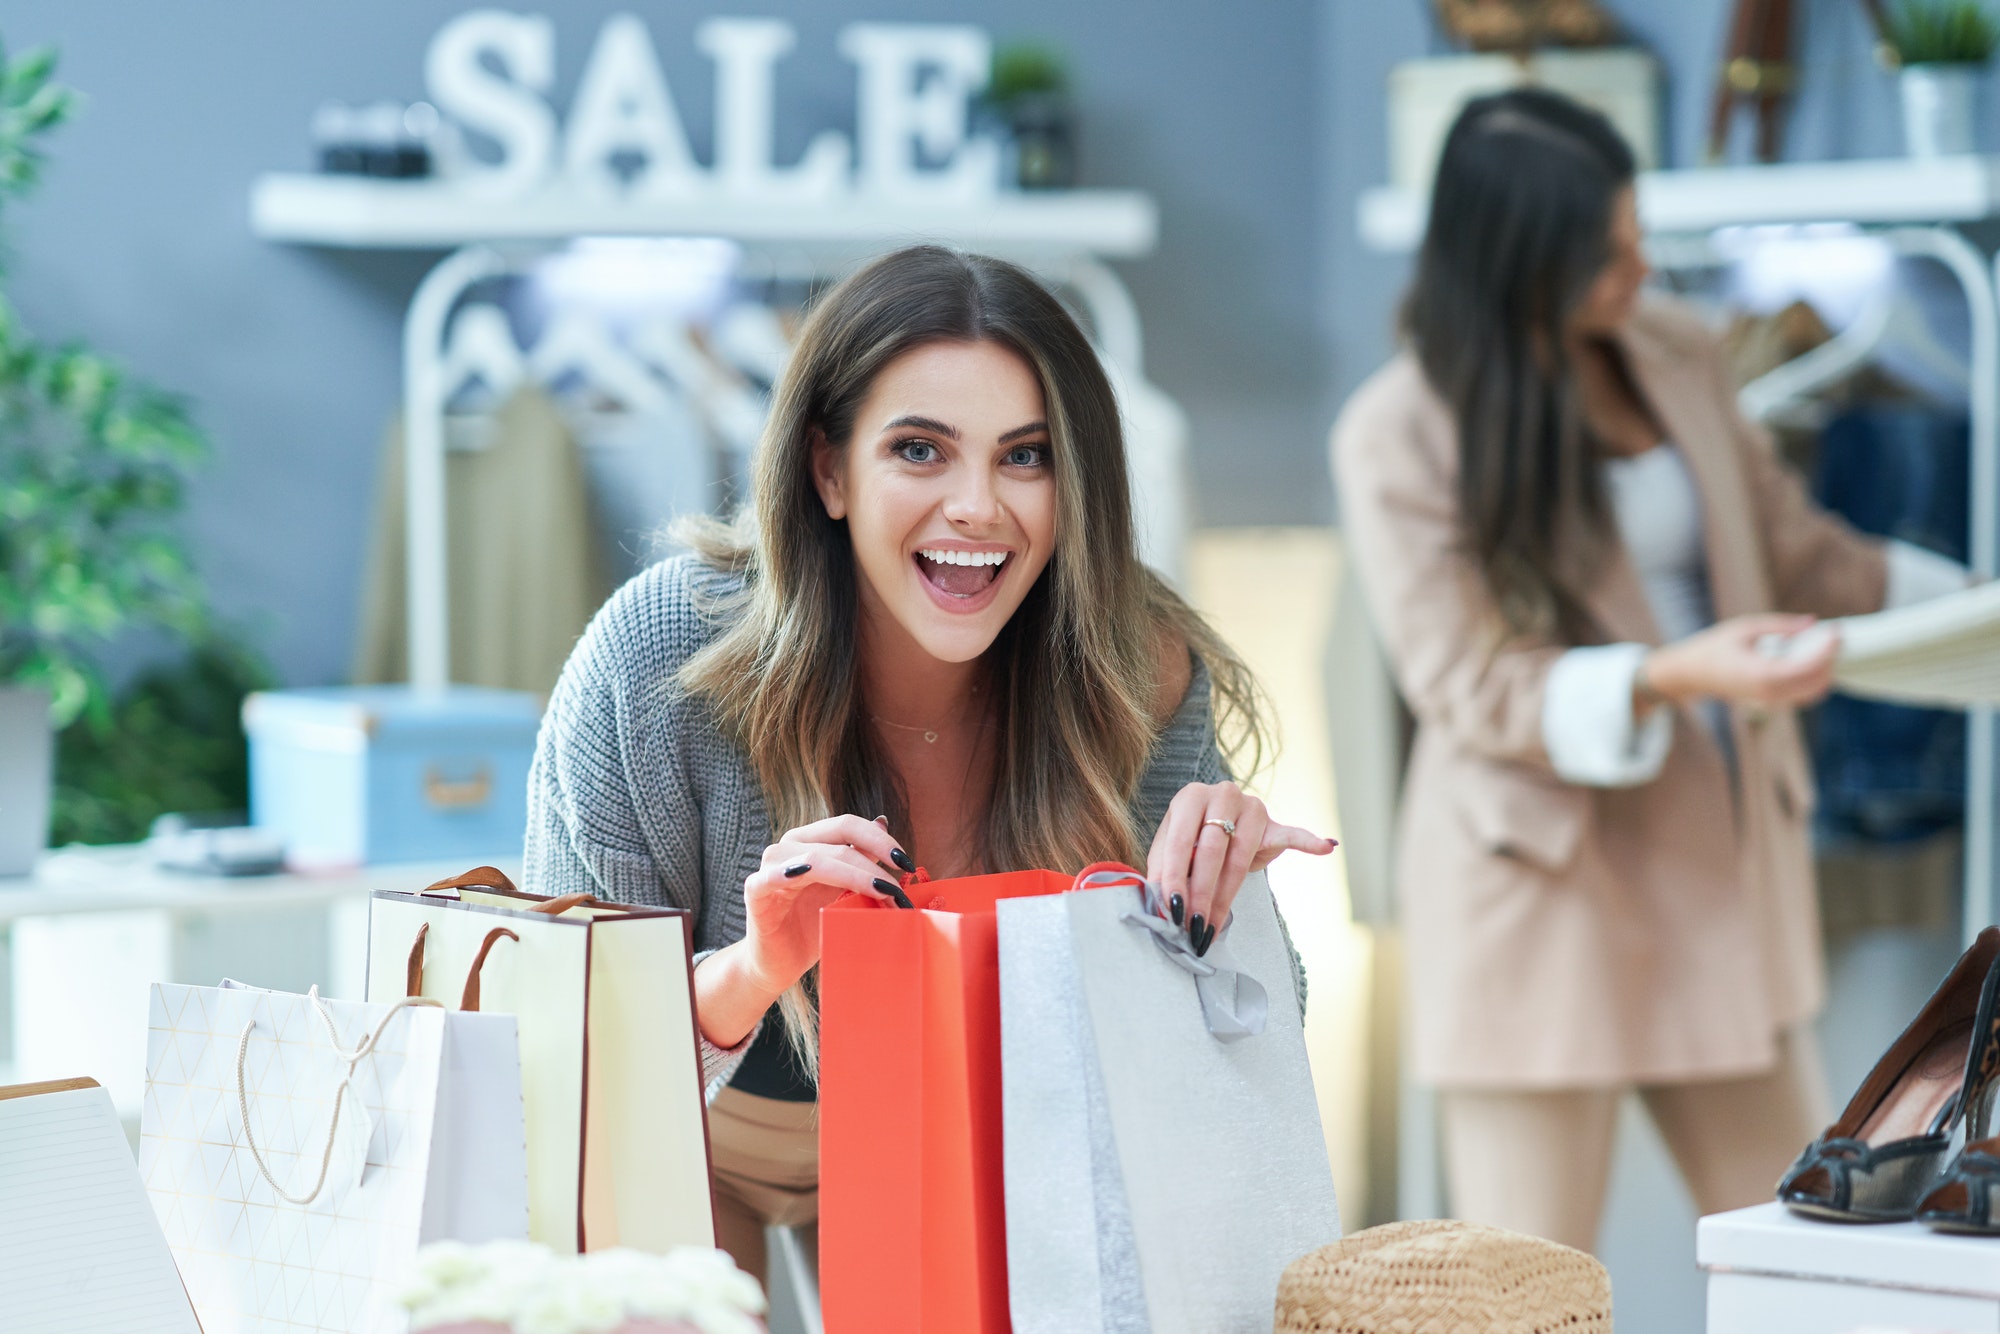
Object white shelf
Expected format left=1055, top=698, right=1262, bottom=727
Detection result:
left=0, top=844, right=521, bottom=925
left=1700, top=1202, right=2000, bottom=1299
left=1359, top=155, right=2000, bottom=253
left=249, top=172, right=1158, bottom=257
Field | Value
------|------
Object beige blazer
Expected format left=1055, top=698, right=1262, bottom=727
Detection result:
left=1332, top=296, right=1887, bottom=1089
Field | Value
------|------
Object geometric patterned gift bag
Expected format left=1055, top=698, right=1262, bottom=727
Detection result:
left=140, top=981, right=462, bottom=1334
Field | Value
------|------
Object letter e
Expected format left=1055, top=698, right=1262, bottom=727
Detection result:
left=839, top=23, right=999, bottom=203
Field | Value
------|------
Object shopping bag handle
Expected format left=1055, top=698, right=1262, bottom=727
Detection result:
left=233, top=986, right=441, bottom=1205
left=419, top=866, right=636, bottom=918
left=1071, top=866, right=1270, bottom=1043
left=423, top=865, right=522, bottom=896
left=405, top=921, right=522, bottom=1012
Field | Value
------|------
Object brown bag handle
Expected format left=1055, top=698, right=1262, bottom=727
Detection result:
left=459, top=927, right=519, bottom=1011
left=525, top=892, right=632, bottom=915
left=406, top=922, right=430, bottom=997
left=418, top=868, right=634, bottom=917
left=405, top=921, right=520, bottom=1011
left=422, top=865, right=521, bottom=896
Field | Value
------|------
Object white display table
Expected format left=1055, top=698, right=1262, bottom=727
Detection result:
left=1700, top=1201, right=2000, bottom=1332
left=0, top=845, right=518, bottom=1119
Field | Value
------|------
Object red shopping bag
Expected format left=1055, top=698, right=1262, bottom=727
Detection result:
left=818, top=867, right=1077, bottom=1334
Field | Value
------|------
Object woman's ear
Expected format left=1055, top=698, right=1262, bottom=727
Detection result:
left=809, top=427, right=847, bottom=520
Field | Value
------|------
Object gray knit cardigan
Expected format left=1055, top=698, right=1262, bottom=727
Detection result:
left=523, top=554, right=1233, bottom=1093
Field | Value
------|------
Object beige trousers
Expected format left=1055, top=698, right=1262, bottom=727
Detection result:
left=707, top=1087, right=820, bottom=1286
left=1439, top=1026, right=1830, bottom=1253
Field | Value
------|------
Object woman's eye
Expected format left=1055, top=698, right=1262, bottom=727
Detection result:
left=1005, top=445, right=1047, bottom=467
left=894, top=439, right=939, bottom=464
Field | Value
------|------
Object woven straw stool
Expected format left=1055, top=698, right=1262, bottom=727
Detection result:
left=1273, top=1219, right=1612, bottom=1333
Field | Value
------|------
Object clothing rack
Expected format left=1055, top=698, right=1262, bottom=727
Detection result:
left=1648, top=225, right=1998, bottom=948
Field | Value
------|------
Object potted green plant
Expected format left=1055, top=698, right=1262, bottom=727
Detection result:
left=1870, top=0, right=2000, bottom=157
left=983, top=42, right=1075, bottom=191
left=0, top=39, right=216, bottom=874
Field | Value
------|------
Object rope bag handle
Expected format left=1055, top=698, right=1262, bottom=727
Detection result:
left=232, top=987, right=442, bottom=1206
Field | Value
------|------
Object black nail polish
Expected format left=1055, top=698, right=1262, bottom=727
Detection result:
left=888, top=884, right=915, bottom=909
left=1170, top=894, right=1185, bottom=927
left=1199, top=923, right=1218, bottom=957
left=890, top=847, right=917, bottom=874
left=784, top=861, right=811, bottom=878
left=873, top=877, right=910, bottom=906
left=1188, top=913, right=1205, bottom=945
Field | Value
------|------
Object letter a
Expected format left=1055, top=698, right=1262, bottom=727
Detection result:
left=565, top=14, right=703, bottom=199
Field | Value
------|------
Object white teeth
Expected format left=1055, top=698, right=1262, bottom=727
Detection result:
left=920, top=549, right=1007, bottom=567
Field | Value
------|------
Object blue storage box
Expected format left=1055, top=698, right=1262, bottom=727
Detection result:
left=243, top=685, right=543, bottom=869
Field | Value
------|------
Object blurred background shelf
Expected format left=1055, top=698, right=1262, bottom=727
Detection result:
left=249, top=172, right=1159, bottom=258
left=1359, top=155, right=2000, bottom=253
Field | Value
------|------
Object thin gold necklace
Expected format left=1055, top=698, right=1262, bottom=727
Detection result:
left=870, top=685, right=983, bottom=745
left=873, top=715, right=944, bottom=744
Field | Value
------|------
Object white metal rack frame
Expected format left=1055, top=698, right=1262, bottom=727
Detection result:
left=1361, top=158, right=2000, bottom=942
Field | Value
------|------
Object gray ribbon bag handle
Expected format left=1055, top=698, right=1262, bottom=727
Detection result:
left=1072, top=866, right=1270, bottom=1042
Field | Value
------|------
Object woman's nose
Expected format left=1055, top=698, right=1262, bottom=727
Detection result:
left=942, top=470, right=1003, bottom=526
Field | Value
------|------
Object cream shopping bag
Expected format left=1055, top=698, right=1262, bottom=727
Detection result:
left=998, top=869, right=1341, bottom=1334
left=139, top=980, right=529, bottom=1334
left=367, top=867, right=714, bottom=1254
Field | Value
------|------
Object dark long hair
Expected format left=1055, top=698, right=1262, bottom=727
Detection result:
left=1402, top=87, right=1636, bottom=642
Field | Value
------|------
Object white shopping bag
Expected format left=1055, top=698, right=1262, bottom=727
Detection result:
left=998, top=869, right=1340, bottom=1334
left=367, top=867, right=713, bottom=1254
left=139, top=981, right=528, bottom=1334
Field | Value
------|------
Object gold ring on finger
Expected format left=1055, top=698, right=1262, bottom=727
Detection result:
left=1202, top=817, right=1236, bottom=838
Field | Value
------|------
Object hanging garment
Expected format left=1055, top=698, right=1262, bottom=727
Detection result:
left=569, top=401, right=718, bottom=583
left=1809, top=405, right=1968, bottom=844
left=353, top=386, right=610, bottom=696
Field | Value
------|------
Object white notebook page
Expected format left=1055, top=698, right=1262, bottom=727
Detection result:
left=0, top=1079, right=201, bottom=1333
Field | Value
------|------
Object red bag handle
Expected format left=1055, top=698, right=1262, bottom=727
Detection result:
left=1071, top=861, right=1146, bottom=891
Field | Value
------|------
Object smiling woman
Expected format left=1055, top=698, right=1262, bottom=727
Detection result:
left=522, top=245, right=1333, bottom=1281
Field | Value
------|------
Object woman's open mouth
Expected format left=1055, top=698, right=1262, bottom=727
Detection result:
left=915, top=547, right=1011, bottom=605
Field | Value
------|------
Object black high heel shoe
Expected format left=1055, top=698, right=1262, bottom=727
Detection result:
left=1917, top=943, right=2000, bottom=1234
left=1777, top=926, right=2000, bottom=1222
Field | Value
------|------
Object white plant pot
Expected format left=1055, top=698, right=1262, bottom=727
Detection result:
left=0, top=684, right=53, bottom=878
left=1900, top=64, right=1983, bottom=158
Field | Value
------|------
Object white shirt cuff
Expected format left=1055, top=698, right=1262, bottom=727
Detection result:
left=1542, top=643, right=1674, bottom=788
left=1886, top=540, right=1972, bottom=609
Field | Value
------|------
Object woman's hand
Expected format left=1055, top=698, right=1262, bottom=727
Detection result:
left=1145, top=781, right=1335, bottom=958
left=1640, top=613, right=1839, bottom=711
left=695, top=814, right=908, bottom=1049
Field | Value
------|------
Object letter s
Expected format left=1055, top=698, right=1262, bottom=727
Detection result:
left=425, top=10, right=557, bottom=199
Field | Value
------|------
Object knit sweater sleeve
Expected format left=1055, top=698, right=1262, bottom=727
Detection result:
left=523, top=557, right=758, bottom=1093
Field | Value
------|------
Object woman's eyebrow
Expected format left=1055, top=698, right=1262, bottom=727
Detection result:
left=883, top=414, right=959, bottom=439
left=998, top=421, right=1050, bottom=443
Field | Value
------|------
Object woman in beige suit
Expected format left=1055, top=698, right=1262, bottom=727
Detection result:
left=1333, top=89, right=1969, bottom=1249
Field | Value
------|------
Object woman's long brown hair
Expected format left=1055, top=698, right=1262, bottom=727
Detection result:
left=676, top=245, right=1267, bottom=1074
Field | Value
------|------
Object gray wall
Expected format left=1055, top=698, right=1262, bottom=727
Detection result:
left=4, top=0, right=1322, bottom=687
left=5, top=0, right=1974, bottom=690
